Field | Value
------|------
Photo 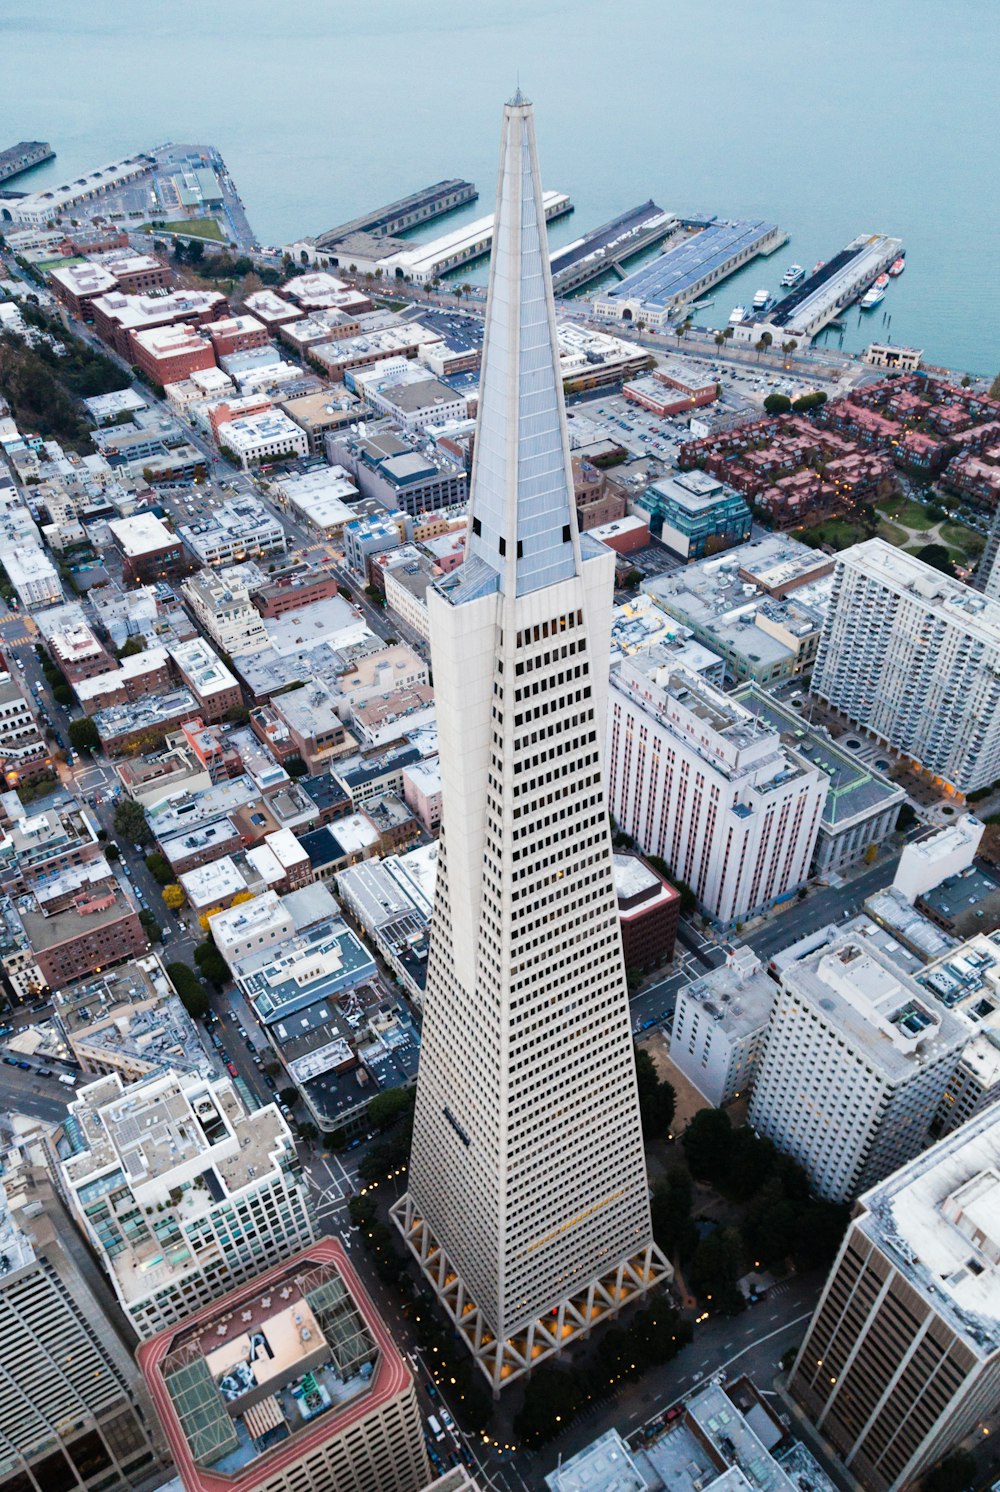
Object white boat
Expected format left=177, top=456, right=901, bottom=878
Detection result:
left=860, top=283, right=886, bottom=310
left=752, top=288, right=772, bottom=312
left=781, top=263, right=805, bottom=287
left=729, top=305, right=749, bottom=326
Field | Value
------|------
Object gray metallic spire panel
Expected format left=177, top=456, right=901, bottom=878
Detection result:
left=464, top=97, right=579, bottom=597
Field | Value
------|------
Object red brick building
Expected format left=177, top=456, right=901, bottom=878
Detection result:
left=107, top=254, right=171, bottom=295
left=252, top=565, right=342, bottom=617
left=208, top=395, right=273, bottom=443
left=205, top=314, right=270, bottom=358
left=23, top=880, right=147, bottom=989
left=128, top=325, right=216, bottom=387
left=48, top=623, right=116, bottom=684
left=614, top=854, right=680, bottom=973
left=108, top=514, right=185, bottom=584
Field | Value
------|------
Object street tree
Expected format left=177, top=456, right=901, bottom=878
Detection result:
left=68, top=717, right=100, bottom=754
left=162, top=884, right=186, bottom=911
left=115, top=796, right=151, bottom=845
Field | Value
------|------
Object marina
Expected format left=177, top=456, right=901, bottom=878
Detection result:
left=313, top=179, right=478, bottom=250
left=591, top=217, right=786, bottom=328
left=764, top=232, right=904, bottom=340
left=549, top=200, right=678, bottom=294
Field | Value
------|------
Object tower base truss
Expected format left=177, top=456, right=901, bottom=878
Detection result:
left=391, top=1192, right=672, bottom=1394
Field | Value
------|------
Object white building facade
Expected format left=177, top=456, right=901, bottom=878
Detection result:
left=749, top=927, right=969, bottom=1202
left=59, top=1068, right=316, bottom=1338
left=813, top=539, right=1000, bottom=794
left=607, top=650, right=827, bottom=926
left=668, top=947, right=775, bottom=1107
left=391, top=95, right=668, bottom=1393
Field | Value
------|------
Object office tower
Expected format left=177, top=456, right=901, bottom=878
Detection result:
left=748, top=925, right=968, bottom=1202
left=0, top=1138, right=168, bottom=1492
left=607, top=652, right=827, bottom=925
left=58, top=1068, right=316, bottom=1338
left=391, top=93, right=669, bottom=1391
left=138, top=1238, right=430, bottom=1492
left=790, top=1103, right=1000, bottom=1492
left=812, top=538, right=1000, bottom=794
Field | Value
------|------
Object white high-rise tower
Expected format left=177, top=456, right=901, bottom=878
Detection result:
left=391, top=93, right=670, bottom=1392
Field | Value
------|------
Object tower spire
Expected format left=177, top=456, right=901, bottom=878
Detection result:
left=392, top=96, right=670, bottom=1395
left=464, top=92, right=578, bottom=597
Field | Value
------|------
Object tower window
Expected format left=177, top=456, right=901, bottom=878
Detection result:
left=472, top=516, right=482, bottom=537
left=563, top=525, right=571, bottom=543
left=499, top=536, right=507, bottom=557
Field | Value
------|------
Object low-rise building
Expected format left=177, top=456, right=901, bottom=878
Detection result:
left=56, top=955, right=212, bottom=1080
left=0, top=798, right=102, bottom=891
left=4, top=545, right=62, bottom=607
left=218, top=408, right=309, bottom=469
left=613, top=853, right=680, bottom=973
left=204, top=314, right=269, bottom=357
left=669, top=947, right=775, bottom=1107
left=182, top=565, right=271, bottom=656
left=16, top=858, right=147, bottom=988
left=75, top=645, right=174, bottom=716
left=108, top=511, right=185, bottom=582
left=93, top=687, right=203, bottom=754
left=279, top=388, right=360, bottom=454
left=129, top=323, right=216, bottom=387
left=271, top=466, right=360, bottom=535
left=328, top=428, right=468, bottom=518
left=637, top=469, right=751, bottom=561
left=167, top=637, right=243, bottom=723
left=402, top=756, right=441, bottom=833
left=352, top=684, right=435, bottom=750
left=47, top=620, right=116, bottom=682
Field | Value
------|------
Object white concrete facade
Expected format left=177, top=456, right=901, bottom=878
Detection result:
left=391, top=95, right=667, bottom=1393
left=607, top=650, right=827, bottom=926
left=813, top=540, right=1000, bottom=794
left=668, top=947, right=775, bottom=1107
left=749, top=926, right=970, bottom=1203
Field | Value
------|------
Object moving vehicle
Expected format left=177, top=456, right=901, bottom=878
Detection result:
left=427, top=1416, right=446, bottom=1443
left=781, top=263, right=805, bottom=287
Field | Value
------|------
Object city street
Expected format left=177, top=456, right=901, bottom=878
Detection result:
left=745, top=851, right=902, bottom=963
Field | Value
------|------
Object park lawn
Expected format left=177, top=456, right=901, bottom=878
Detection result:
left=804, top=519, right=865, bottom=551
left=940, top=519, right=984, bottom=558
left=875, top=495, right=934, bottom=530
left=877, top=518, right=909, bottom=548
left=143, top=217, right=225, bottom=241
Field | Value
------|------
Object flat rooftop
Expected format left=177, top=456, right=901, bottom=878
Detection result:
left=603, top=219, right=779, bottom=310
left=137, top=1240, right=409, bottom=1489
left=859, top=1101, right=1000, bottom=1355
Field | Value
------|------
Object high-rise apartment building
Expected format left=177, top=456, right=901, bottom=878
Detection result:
left=0, top=1137, right=168, bottom=1492
left=790, top=1103, right=1000, bottom=1492
left=137, top=1239, right=430, bottom=1492
left=57, top=1068, right=316, bottom=1338
left=607, top=651, right=827, bottom=925
left=812, top=539, right=1000, bottom=793
left=749, top=925, right=969, bottom=1202
left=391, top=94, right=669, bottom=1391
left=974, top=504, right=1000, bottom=601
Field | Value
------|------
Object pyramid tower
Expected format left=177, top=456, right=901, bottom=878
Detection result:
left=391, top=92, right=670, bottom=1393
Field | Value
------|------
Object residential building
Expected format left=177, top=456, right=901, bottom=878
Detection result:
left=732, top=686, right=906, bottom=875
left=613, top=853, right=680, bottom=973
left=0, top=672, right=50, bottom=785
left=58, top=1068, right=316, bottom=1338
left=668, top=947, right=775, bottom=1107
left=0, top=799, right=102, bottom=891
left=391, top=95, right=669, bottom=1392
left=588, top=514, right=649, bottom=555
left=92, top=688, right=203, bottom=755
left=279, top=388, right=360, bottom=454
left=168, top=637, right=243, bottom=723
left=47, top=621, right=116, bottom=683
left=217, top=410, right=308, bottom=469
left=55, top=955, right=211, bottom=1080
left=76, top=646, right=174, bottom=716
left=182, top=567, right=270, bottom=656
left=108, top=512, right=184, bottom=582
left=4, top=545, right=62, bottom=607
left=402, top=756, right=442, bottom=833
left=790, top=1104, right=1000, bottom=1492
left=0, top=1141, right=169, bottom=1492
left=47, top=259, right=118, bottom=318
left=136, top=1239, right=430, bottom=1492
left=894, top=819, right=984, bottom=905
left=608, top=654, right=827, bottom=924
left=636, top=469, right=751, bottom=561
left=16, top=860, right=147, bottom=989
left=812, top=539, right=1000, bottom=794
left=267, top=679, right=352, bottom=771
left=91, top=289, right=227, bottom=360
left=384, top=554, right=437, bottom=640
left=749, top=925, right=969, bottom=1202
